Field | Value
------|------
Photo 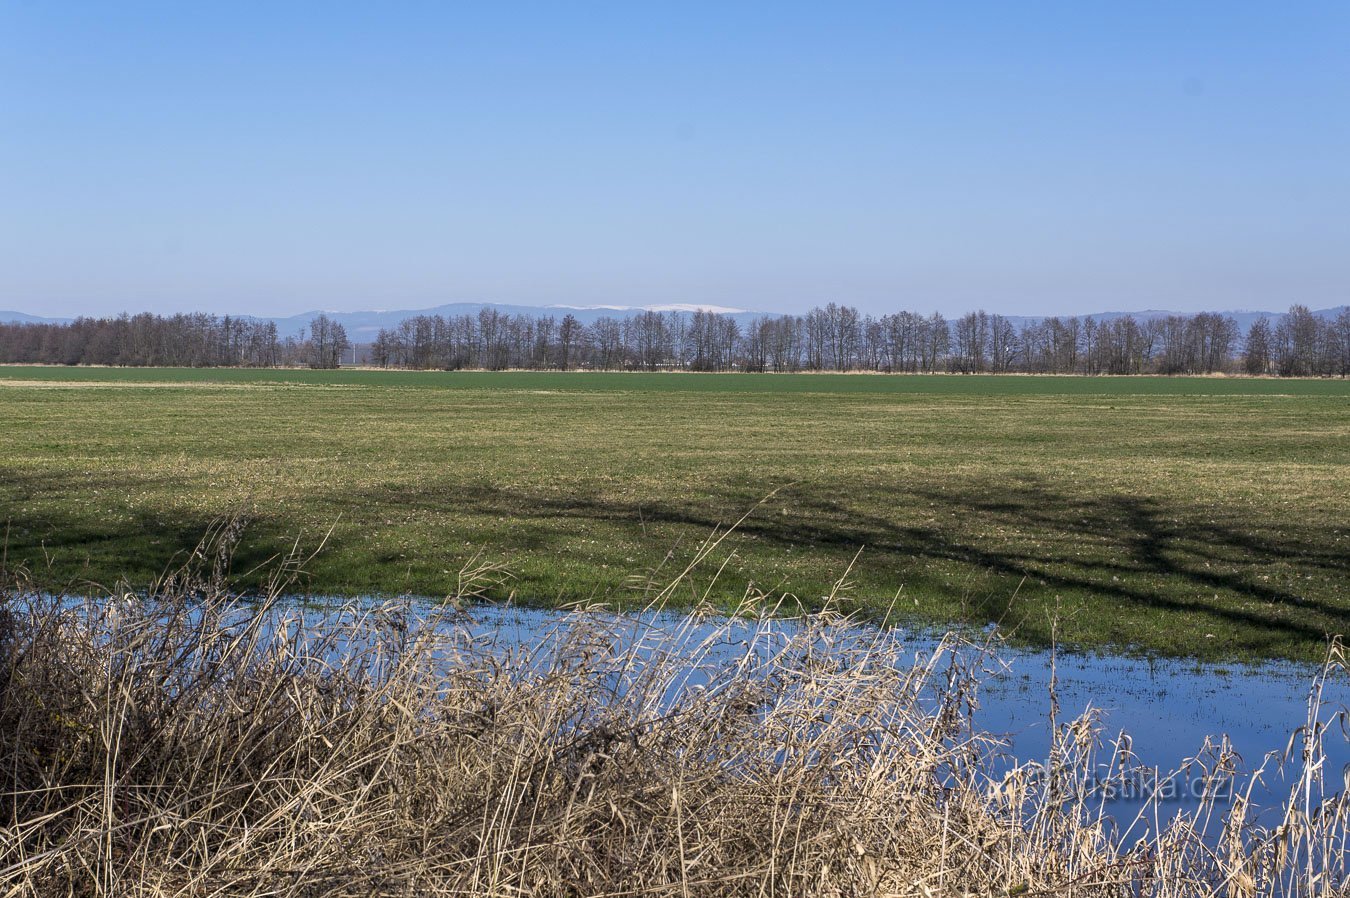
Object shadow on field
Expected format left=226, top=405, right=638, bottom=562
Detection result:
left=0, top=469, right=288, bottom=592
left=3, top=462, right=1345, bottom=657
left=353, top=475, right=1347, bottom=656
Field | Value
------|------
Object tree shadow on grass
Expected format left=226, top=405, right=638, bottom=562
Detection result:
left=340, top=473, right=1347, bottom=658
left=4, top=463, right=1345, bottom=658
left=0, top=468, right=309, bottom=594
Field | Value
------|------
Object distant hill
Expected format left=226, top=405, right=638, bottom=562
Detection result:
left=3, top=303, right=1345, bottom=340
left=0, top=303, right=764, bottom=338
left=1066, top=308, right=1347, bottom=333
left=0, top=310, right=73, bottom=325
left=252, top=303, right=766, bottom=339
left=993, top=308, right=1348, bottom=334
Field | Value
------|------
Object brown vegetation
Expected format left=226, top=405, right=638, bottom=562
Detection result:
left=1, top=533, right=1346, bottom=896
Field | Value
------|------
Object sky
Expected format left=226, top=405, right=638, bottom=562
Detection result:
left=1, top=2, right=1348, bottom=319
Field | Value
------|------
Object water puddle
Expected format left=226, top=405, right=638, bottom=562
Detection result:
left=442, top=602, right=1349, bottom=830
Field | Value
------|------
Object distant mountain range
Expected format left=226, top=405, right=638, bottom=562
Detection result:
left=0, top=310, right=66, bottom=325
left=0, top=302, right=764, bottom=339
left=2, top=302, right=1345, bottom=341
left=250, top=303, right=771, bottom=339
left=997, top=307, right=1349, bottom=335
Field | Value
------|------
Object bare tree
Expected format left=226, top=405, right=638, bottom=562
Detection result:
left=1244, top=318, right=1273, bottom=375
left=306, top=314, right=349, bottom=368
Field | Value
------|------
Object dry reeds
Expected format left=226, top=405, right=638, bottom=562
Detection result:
left=0, top=534, right=1345, bottom=896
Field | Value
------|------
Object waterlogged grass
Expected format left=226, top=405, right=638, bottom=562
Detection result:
left=0, top=366, right=1347, bottom=660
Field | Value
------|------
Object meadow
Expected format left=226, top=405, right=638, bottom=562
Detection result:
left=1, top=366, right=1346, bottom=660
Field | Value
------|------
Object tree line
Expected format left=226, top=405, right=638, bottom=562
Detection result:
left=2, top=304, right=1347, bottom=376
left=0, top=312, right=350, bottom=369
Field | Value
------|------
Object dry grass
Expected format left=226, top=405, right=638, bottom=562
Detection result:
left=0, top=528, right=1346, bottom=897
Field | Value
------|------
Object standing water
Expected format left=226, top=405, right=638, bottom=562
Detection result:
left=447, top=602, right=1348, bottom=833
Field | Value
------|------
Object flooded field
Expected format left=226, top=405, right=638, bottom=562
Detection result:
left=7, top=586, right=1346, bottom=893
left=411, top=601, right=1350, bottom=831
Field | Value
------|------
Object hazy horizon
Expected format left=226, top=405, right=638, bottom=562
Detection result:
left=3, top=3, right=1347, bottom=319
left=6, top=298, right=1348, bottom=330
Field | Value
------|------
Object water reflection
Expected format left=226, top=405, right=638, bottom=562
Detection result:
left=361, top=599, right=1348, bottom=829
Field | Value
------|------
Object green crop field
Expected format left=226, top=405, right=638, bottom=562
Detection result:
left=1, top=366, right=1346, bottom=660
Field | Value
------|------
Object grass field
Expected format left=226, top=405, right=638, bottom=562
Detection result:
left=1, top=366, right=1346, bottom=660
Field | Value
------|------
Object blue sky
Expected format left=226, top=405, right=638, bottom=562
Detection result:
left=2, top=2, right=1347, bottom=318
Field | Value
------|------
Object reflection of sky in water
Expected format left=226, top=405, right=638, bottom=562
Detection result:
left=971, top=641, right=1348, bottom=828
left=437, top=602, right=1349, bottom=831
left=123, top=593, right=1345, bottom=838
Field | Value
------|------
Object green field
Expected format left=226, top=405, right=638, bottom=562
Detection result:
left=4, top=364, right=1350, bottom=395
left=1, top=366, right=1346, bottom=660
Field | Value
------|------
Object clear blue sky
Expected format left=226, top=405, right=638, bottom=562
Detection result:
left=2, top=2, right=1347, bottom=318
